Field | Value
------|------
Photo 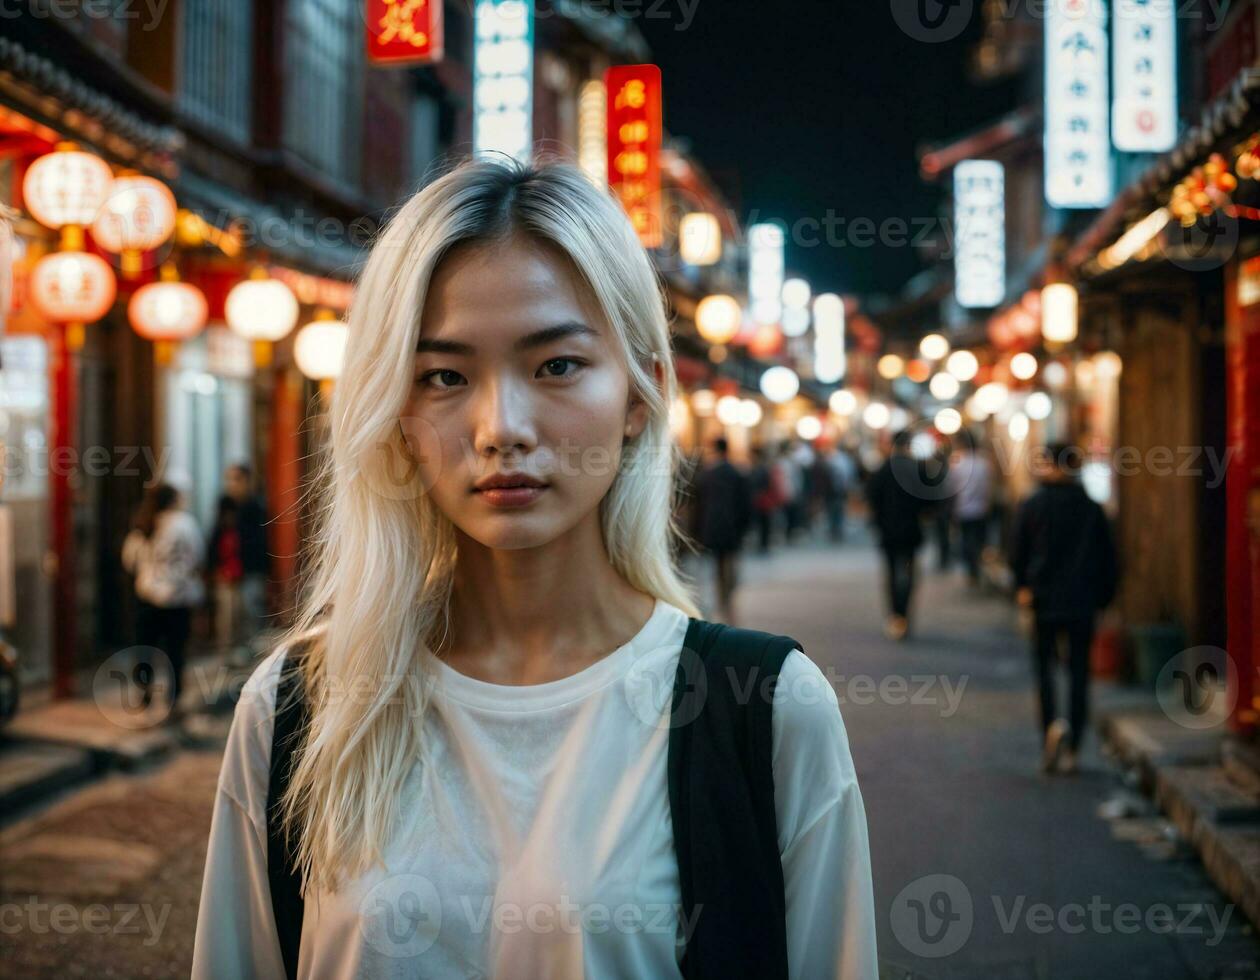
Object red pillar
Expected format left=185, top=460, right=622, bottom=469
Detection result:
left=49, top=323, right=78, bottom=698
left=1226, top=258, right=1260, bottom=734
left=267, top=367, right=303, bottom=622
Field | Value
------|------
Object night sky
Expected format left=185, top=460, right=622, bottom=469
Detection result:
left=638, top=1, right=1020, bottom=299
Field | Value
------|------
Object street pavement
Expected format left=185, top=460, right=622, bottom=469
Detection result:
left=727, top=530, right=1260, bottom=980
left=2, top=531, right=1259, bottom=978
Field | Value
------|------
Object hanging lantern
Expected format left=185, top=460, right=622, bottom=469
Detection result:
left=1041, top=283, right=1079, bottom=345
left=759, top=365, right=799, bottom=404
left=226, top=269, right=299, bottom=366
left=695, top=294, right=742, bottom=345
left=294, top=309, right=349, bottom=395
left=128, top=267, right=208, bottom=364
left=91, top=175, right=178, bottom=278
left=22, top=143, right=113, bottom=232
left=679, top=212, right=722, bottom=266
left=30, top=251, right=116, bottom=350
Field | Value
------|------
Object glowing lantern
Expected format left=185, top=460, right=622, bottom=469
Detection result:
left=1094, top=351, right=1123, bottom=378
left=691, top=388, right=716, bottom=416
left=862, top=402, right=890, bottom=429
left=737, top=399, right=762, bottom=427
left=919, top=333, right=950, bottom=360
left=796, top=415, right=822, bottom=440
left=1009, top=352, right=1039, bottom=381
left=1041, top=283, right=1079, bottom=345
left=128, top=274, right=208, bottom=363
left=934, top=408, right=962, bottom=435
left=679, top=212, right=721, bottom=265
left=829, top=389, right=858, bottom=416
left=294, top=310, right=349, bottom=389
left=695, top=294, right=742, bottom=345
left=22, top=144, right=113, bottom=231
left=30, top=251, right=116, bottom=350
left=226, top=269, right=299, bottom=366
left=929, top=372, right=960, bottom=400
left=974, top=381, right=1009, bottom=416
left=91, top=175, right=178, bottom=277
left=946, top=349, right=979, bottom=381
left=715, top=395, right=742, bottom=426
left=759, top=365, right=799, bottom=404
left=877, top=354, right=904, bottom=380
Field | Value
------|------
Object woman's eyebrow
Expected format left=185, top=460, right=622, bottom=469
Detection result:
left=415, top=321, right=597, bottom=355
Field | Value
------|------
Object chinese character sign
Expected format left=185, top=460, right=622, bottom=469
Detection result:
left=1045, top=0, right=1112, bottom=208
left=954, top=160, right=1005, bottom=309
left=1113, top=0, right=1176, bottom=152
left=474, top=0, right=534, bottom=163
left=366, top=0, right=443, bottom=65
left=606, top=64, right=663, bottom=249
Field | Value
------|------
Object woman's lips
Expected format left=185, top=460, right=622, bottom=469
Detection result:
left=475, top=485, right=548, bottom=508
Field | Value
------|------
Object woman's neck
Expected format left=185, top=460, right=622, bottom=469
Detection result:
left=441, top=513, right=656, bottom=685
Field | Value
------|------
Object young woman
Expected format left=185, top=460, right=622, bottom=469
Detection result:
left=121, top=481, right=205, bottom=717
left=192, top=158, right=877, bottom=978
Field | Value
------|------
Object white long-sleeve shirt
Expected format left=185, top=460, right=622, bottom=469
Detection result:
left=192, top=598, right=878, bottom=979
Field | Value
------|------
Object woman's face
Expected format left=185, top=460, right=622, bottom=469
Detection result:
left=401, top=233, right=650, bottom=551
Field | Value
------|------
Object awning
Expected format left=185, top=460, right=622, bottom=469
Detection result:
left=1067, top=68, right=1260, bottom=271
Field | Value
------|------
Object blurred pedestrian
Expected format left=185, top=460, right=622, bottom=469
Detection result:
left=222, top=463, right=270, bottom=645
left=865, top=430, right=931, bottom=640
left=788, top=439, right=815, bottom=537
left=1010, top=442, right=1118, bottom=775
left=947, top=436, right=995, bottom=585
left=207, top=494, right=246, bottom=654
left=823, top=442, right=857, bottom=542
left=748, top=445, right=779, bottom=553
left=691, top=437, right=753, bottom=623
left=927, top=442, right=954, bottom=570
left=121, top=482, right=205, bottom=718
left=771, top=442, right=800, bottom=543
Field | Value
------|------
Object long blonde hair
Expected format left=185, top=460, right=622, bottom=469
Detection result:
left=278, top=156, right=701, bottom=893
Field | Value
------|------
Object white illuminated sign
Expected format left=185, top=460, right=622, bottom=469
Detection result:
left=812, top=293, right=845, bottom=383
left=1113, top=0, right=1177, bottom=152
left=748, top=223, right=784, bottom=326
left=1045, top=0, right=1112, bottom=208
left=954, top=160, right=1005, bottom=309
left=474, top=0, right=534, bottom=163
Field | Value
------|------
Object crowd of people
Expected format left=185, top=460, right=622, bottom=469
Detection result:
left=119, top=463, right=270, bottom=720
left=683, top=431, right=1119, bottom=775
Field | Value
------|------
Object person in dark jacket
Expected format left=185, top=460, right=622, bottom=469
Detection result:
left=216, top=464, right=270, bottom=647
left=691, top=437, right=753, bottom=624
left=1010, top=442, right=1119, bottom=775
left=865, top=430, right=932, bottom=640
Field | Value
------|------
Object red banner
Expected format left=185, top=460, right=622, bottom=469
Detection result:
left=606, top=64, right=662, bottom=249
left=366, top=0, right=443, bottom=66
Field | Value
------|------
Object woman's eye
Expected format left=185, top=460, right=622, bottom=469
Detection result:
left=538, top=358, right=583, bottom=379
left=418, top=369, right=466, bottom=390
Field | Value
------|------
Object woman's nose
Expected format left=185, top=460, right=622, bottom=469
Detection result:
left=471, top=376, right=538, bottom=457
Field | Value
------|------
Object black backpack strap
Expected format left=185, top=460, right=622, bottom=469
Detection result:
left=266, top=648, right=311, bottom=980
left=668, top=617, right=801, bottom=980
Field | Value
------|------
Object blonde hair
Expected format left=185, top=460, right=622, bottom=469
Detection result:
left=278, top=156, right=701, bottom=893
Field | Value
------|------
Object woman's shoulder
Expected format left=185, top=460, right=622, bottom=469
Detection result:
left=216, top=647, right=290, bottom=828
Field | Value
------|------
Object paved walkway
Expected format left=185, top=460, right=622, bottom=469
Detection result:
left=725, top=533, right=1260, bottom=979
